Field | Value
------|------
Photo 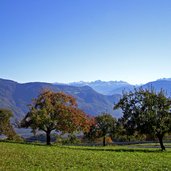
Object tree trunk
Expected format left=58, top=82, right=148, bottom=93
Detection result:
left=103, top=136, right=106, bottom=146
left=157, top=135, right=165, bottom=151
left=46, top=130, right=51, bottom=145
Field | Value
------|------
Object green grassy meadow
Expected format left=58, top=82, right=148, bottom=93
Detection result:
left=0, top=142, right=171, bottom=171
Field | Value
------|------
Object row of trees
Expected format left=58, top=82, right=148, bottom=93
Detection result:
left=85, top=88, right=171, bottom=151
left=0, top=88, right=171, bottom=150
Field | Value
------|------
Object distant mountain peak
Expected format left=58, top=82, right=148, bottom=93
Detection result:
left=69, top=80, right=129, bottom=84
left=68, top=80, right=133, bottom=95
left=156, top=78, right=171, bottom=81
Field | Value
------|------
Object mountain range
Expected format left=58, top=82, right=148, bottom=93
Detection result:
left=1, top=78, right=171, bottom=122
left=68, top=79, right=171, bottom=96
left=0, top=78, right=121, bottom=121
left=68, top=80, right=134, bottom=95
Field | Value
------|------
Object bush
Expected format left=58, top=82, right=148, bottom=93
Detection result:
left=56, top=134, right=81, bottom=145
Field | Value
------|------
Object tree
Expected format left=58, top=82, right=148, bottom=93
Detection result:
left=110, top=118, right=128, bottom=142
left=85, top=113, right=117, bottom=146
left=0, top=109, right=17, bottom=139
left=20, top=90, right=92, bottom=145
left=114, top=88, right=171, bottom=150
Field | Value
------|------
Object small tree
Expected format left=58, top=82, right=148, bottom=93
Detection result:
left=114, top=88, right=171, bottom=150
left=85, top=113, right=117, bottom=146
left=20, top=90, right=92, bottom=145
left=0, top=109, right=17, bottom=139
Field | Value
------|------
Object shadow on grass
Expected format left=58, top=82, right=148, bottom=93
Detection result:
left=1, top=140, right=170, bottom=153
left=59, top=145, right=169, bottom=153
left=0, top=139, right=47, bottom=147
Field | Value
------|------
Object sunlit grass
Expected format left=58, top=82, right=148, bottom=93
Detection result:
left=0, top=142, right=171, bottom=171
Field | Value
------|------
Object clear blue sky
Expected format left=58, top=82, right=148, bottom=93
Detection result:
left=0, top=0, right=171, bottom=84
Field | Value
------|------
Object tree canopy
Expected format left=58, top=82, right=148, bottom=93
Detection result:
left=20, top=90, right=93, bottom=145
left=84, top=113, right=117, bottom=146
left=0, top=108, right=17, bottom=139
left=114, top=88, right=171, bottom=150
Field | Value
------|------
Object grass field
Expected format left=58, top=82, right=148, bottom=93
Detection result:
left=0, top=142, right=171, bottom=171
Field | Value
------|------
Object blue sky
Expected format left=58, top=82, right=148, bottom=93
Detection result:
left=0, top=0, right=171, bottom=84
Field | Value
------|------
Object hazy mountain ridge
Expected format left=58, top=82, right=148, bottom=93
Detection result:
left=1, top=78, right=171, bottom=122
left=143, top=79, right=171, bottom=96
left=68, top=80, right=134, bottom=95
left=0, top=78, right=122, bottom=121
left=69, top=79, right=171, bottom=95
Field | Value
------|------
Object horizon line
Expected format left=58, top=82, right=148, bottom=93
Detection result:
left=1, top=77, right=171, bottom=86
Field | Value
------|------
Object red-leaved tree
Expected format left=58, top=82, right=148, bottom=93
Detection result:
left=20, top=90, right=93, bottom=145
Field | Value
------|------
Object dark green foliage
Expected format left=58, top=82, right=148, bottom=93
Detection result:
left=85, top=113, right=117, bottom=146
left=56, top=134, right=81, bottom=145
left=114, top=88, right=171, bottom=150
left=0, top=109, right=18, bottom=140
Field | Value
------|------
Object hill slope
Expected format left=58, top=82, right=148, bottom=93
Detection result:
left=0, top=78, right=121, bottom=120
left=142, top=79, right=171, bottom=96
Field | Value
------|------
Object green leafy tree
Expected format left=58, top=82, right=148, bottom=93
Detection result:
left=110, top=118, right=128, bottom=142
left=20, top=90, right=92, bottom=145
left=0, top=109, right=17, bottom=139
left=114, top=88, right=171, bottom=150
left=85, top=113, right=116, bottom=146
left=83, top=121, right=97, bottom=142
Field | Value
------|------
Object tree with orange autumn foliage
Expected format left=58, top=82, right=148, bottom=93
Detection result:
left=20, top=90, right=93, bottom=145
